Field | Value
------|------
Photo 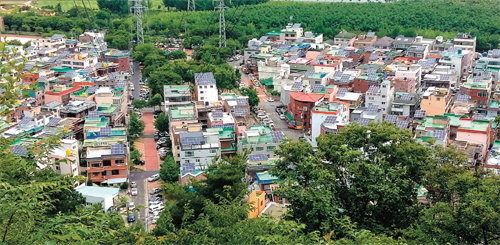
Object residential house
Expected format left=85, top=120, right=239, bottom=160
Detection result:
left=350, top=105, right=383, bottom=125
left=415, top=116, right=450, bottom=146
left=310, top=101, right=349, bottom=147
left=248, top=190, right=267, bottom=218
left=460, top=75, right=492, bottom=108
left=391, top=92, right=419, bottom=117
left=353, top=32, right=378, bottom=48
left=365, top=80, right=394, bottom=115
left=373, top=36, right=394, bottom=49
left=237, top=126, right=284, bottom=158
left=392, top=64, right=422, bottom=93
left=287, top=92, right=326, bottom=130
left=420, top=87, right=452, bottom=116
left=279, top=23, right=304, bottom=43
left=84, top=143, right=128, bottom=185
left=334, top=30, right=356, bottom=45
left=453, top=33, right=476, bottom=54
left=194, top=72, right=218, bottom=103
left=392, top=35, right=414, bottom=50
left=163, top=85, right=192, bottom=110
left=75, top=186, right=119, bottom=212
left=101, top=49, right=130, bottom=72
left=179, top=131, right=220, bottom=171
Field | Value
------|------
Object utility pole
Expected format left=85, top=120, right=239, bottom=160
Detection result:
left=130, top=0, right=145, bottom=44
left=214, top=0, right=229, bottom=48
left=187, top=0, right=196, bottom=11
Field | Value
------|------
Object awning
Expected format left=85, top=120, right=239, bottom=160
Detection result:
left=286, top=112, right=294, bottom=122
left=102, top=178, right=127, bottom=185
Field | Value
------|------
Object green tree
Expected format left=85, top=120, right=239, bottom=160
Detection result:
left=160, top=155, right=179, bottom=183
left=154, top=113, right=169, bottom=133
left=148, top=93, right=163, bottom=111
left=133, top=99, right=148, bottom=109
left=240, top=87, right=259, bottom=108
left=130, top=147, right=142, bottom=165
left=166, top=50, right=187, bottom=60
left=128, top=112, right=144, bottom=136
left=55, top=3, right=62, bottom=14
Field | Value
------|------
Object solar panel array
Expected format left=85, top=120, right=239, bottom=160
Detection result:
left=324, top=116, right=337, bottom=124
left=86, top=86, right=97, bottom=94
left=366, top=104, right=379, bottom=113
left=292, top=81, right=302, bottom=89
left=212, top=110, right=223, bottom=118
left=195, top=72, right=216, bottom=85
left=47, top=117, right=61, bottom=127
left=367, top=73, right=378, bottom=81
left=414, top=110, right=426, bottom=118
left=474, top=114, right=486, bottom=120
left=259, top=36, right=268, bottom=42
left=367, top=68, right=377, bottom=75
left=367, top=86, right=380, bottom=93
left=415, top=46, right=425, bottom=52
left=340, top=74, right=351, bottom=84
left=433, top=129, right=446, bottom=140
left=236, top=98, right=248, bottom=106
left=270, top=131, right=284, bottom=142
left=357, top=118, right=371, bottom=126
left=11, top=145, right=27, bottom=156
left=116, top=81, right=126, bottom=89
left=365, top=46, right=375, bottom=52
left=289, top=55, right=299, bottom=60
left=88, top=111, right=99, bottom=119
left=292, top=23, right=301, bottom=29
left=111, top=144, right=125, bottom=155
left=490, top=49, right=500, bottom=58
left=400, top=93, right=413, bottom=101
left=333, top=71, right=343, bottom=79
left=473, top=76, right=483, bottom=83
left=305, top=70, right=314, bottom=77
left=100, top=127, right=112, bottom=136
left=312, top=84, right=325, bottom=92
left=296, top=38, right=304, bottom=43
left=440, top=74, right=450, bottom=81
left=182, top=163, right=196, bottom=174
left=366, top=32, right=376, bottom=37
left=396, top=120, right=409, bottom=129
left=337, top=88, right=347, bottom=97
left=385, top=114, right=397, bottom=124
left=456, top=94, right=470, bottom=103
left=369, top=53, right=379, bottom=61
left=233, top=108, right=247, bottom=117
left=180, top=136, right=204, bottom=146
left=290, top=46, right=299, bottom=52
left=249, top=154, right=269, bottom=162
left=18, top=117, right=33, bottom=125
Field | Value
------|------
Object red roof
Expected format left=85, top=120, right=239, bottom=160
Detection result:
left=45, top=86, right=82, bottom=96
left=73, top=82, right=96, bottom=86
left=290, top=92, right=325, bottom=103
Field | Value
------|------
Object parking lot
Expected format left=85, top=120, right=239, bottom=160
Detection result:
left=258, top=99, right=304, bottom=141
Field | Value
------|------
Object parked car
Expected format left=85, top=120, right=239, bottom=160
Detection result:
left=147, top=174, right=160, bottom=182
left=151, top=193, right=163, bottom=199
left=130, top=181, right=137, bottom=188
left=267, top=97, right=275, bottom=102
left=151, top=216, right=159, bottom=224
left=149, top=196, right=161, bottom=203
left=127, top=213, right=136, bottom=223
left=131, top=188, right=138, bottom=196
left=150, top=187, right=162, bottom=195
left=138, top=160, right=145, bottom=165
left=128, top=202, right=136, bottom=210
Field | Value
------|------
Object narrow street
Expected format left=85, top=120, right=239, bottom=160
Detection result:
left=129, top=170, right=158, bottom=231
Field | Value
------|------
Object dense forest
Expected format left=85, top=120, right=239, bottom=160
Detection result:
left=1, top=0, right=499, bottom=51
left=162, top=0, right=270, bottom=11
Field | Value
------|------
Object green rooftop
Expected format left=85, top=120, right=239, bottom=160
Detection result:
left=206, top=127, right=235, bottom=139
left=170, top=105, right=195, bottom=120
left=50, top=66, right=75, bottom=73
left=164, top=85, right=190, bottom=96
left=241, top=126, right=274, bottom=145
left=220, top=93, right=237, bottom=99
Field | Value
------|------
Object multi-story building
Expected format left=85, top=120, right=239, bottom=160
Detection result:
left=373, top=36, right=394, bottom=49
left=334, top=30, right=356, bottom=45
left=365, top=80, right=394, bottom=115
left=393, top=64, right=422, bottom=93
left=390, top=92, right=419, bottom=117
left=415, top=116, right=450, bottom=146
left=163, top=85, right=192, bottom=110
left=59, top=100, right=96, bottom=118
left=220, top=94, right=251, bottom=119
left=420, top=87, right=452, bottom=116
left=279, top=23, right=304, bottom=43
left=207, top=111, right=235, bottom=129
left=453, top=33, right=476, bottom=54
left=45, top=85, right=83, bottom=104
left=460, top=75, right=493, bottom=108
left=84, top=142, right=128, bottom=186
left=310, top=101, right=349, bottom=147
left=179, top=131, right=220, bottom=171
left=194, top=72, right=218, bottom=103
left=61, top=53, right=98, bottom=69
left=101, top=49, right=130, bottom=72
left=47, top=139, right=80, bottom=177
left=288, top=92, right=326, bottom=130
left=392, top=35, right=415, bottom=50
left=353, top=32, right=378, bottom=48
left=237, top=126, right=284, bottom=158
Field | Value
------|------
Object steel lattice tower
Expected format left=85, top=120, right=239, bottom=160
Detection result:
left=214, top=0, right=228, bottom=48
left=187, top=0, right=196, bottom=11
left=130, top=0, right=145, bottom=44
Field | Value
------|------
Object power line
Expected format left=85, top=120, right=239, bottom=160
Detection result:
left=187, top=0, right=196, bottom=11
left=214, top=0, right=229, bottom=48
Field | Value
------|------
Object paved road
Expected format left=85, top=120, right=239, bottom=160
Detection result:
left=141, top=112, right=160, bottom=171
left=260, top=100, right=304, bottom=141
left=129, top=170, right=159, bottom=231
left=131, top=61, right=141, bottom=99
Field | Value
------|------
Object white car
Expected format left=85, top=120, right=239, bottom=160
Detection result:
left=267, top=97, right=275, bottom=102
left=148, top=174, right=160, bottom=182
left=149, top=187, right=162, bottom=195
left=128, top=202, right=136, bottom=210
left=131, top=188, right=138, bottom=196
left=151, top=216, right=159, bottom=224
left=130, top=181, right=137, bottom=188
left=149, top=200, right=162, bottom=206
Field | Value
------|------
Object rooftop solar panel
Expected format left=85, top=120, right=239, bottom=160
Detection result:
left=270, top=131, right=284, bottom=142
left=456, top=94, right=470, bottom=103
left=440, top=74, right=450, bottom=81
left=433, top=129, right=446, bottom=140
left=233, top=108, right=247, bottom=117
left=249, top=154, right=269, bottom=162
left=340, top=74, right=351, bottom=84
left=182, top=163, right=196, bottom=174
left=116, top=81, right=126, bottom=89
left=180, top=136, right=204, bottom=146
left=385, top=115, right=397, bottom=124
left=396, top=120, right=409, bottom=129
left=195, top=72, right=216, bottom=85
left=11, top=145, right=27, bottom=156
left=18, top=117, right=33, bottom=125
left=367, top=73, right=378, bottom=81
left=100, top=127, right=112, bottom=136
left=312, top=84, right=325, bottom=92
left=366, top=32, right=376, bottom=37
left=305, top=70, right=314, bottom=77
left=357, top=118, right=371, bottom=126
left=86, top=86, right=97, bottom=94
left=47, top=117, right=61, bottom=127
left=400, top=93, right=412, bottom=101
left=292, top=81, right=302, bottom=89
left=323, top=116, right=337, bottom=124
left=337, top=88, right=348, bottom=97
left=367, top=86, right=380, bottom=93
left=365, top=46, right=375, bottom=52
left=473, top=76, right=483, bottom=83
left=414, top=110, right=426, bottom=118
left=212, top=110, right=223, bottom=118
left=333, top=71, right=343, bottom=79
left=236, top=98, right=248, bottom=106
left=110, top=144, right=125, bottom=155
left=88, top=111, right=99, bottom=119
left=366, top=104, right=379, bottom=113
left=367, top=68, right=377, bottom=75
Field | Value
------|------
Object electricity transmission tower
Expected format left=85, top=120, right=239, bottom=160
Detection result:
left=214, top=0, right=229, bottom=48
left=130, top=0, right=145, bottom=44
left=187, top=0, right=196, bottom=11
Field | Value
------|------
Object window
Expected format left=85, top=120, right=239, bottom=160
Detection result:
left=200, top=97, right=204, bottom=100
left=268, top=146, right=275, bottom=150
left=478, top=91, right=488, bottom=98
left=103, top=160, right=111, bottom=166
left=369, top=97, right=374, bottom=100
left=111, top=170, right=119, bottom=175
left=102, top=171, right=107, bottom=176
left=115, top=159, right=125, bottom=165
left=210, top=85, right=213, bottom=88
left=186, top=151, right=194, bottom=157
left=91, top=163, right=101, bottom=168
left=256, top=147, right=264, bottom=151
left=210, top=149, right=217, bottom=154
left=196, top=159, right=200, bottom=162
left=382, top=95, right=386, bottom=98
left=92, top=172, right=99, bottom=177
left=382, top=102, right=386, bottom=105
left=200, top=91, right=204, bottom=94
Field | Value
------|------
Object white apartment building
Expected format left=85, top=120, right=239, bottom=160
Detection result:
left=194, top=72, right=218, bottom=103
left=179, top=131, right=220, bottom=171
left=365, top=80, right=394, bottom=114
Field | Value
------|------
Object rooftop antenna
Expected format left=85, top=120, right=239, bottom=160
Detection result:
left=214, top=0, right=229, bottom=48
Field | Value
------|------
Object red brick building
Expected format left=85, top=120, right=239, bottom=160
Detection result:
left=288, top=92, right=326, bottom=130
left=392, top=77, right=417, bottom=93
left=86, top=144, right=128, bottom=185
left=353, top=77, right=378, bottom=93
left=101, top=50, right=130, bottom=73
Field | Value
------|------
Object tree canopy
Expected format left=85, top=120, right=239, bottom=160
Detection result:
left=154, top=113, right=169, bottom=133
left=129, top=112, right=145, bottom=136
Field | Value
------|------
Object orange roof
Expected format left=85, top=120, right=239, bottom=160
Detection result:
left=290, top=92, right=325, bottom=103
left=46, top=86, right=82, bottom=96
left=427, top=54, right=442, bottom=59
left=73, top=82, right=96, bottom=86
